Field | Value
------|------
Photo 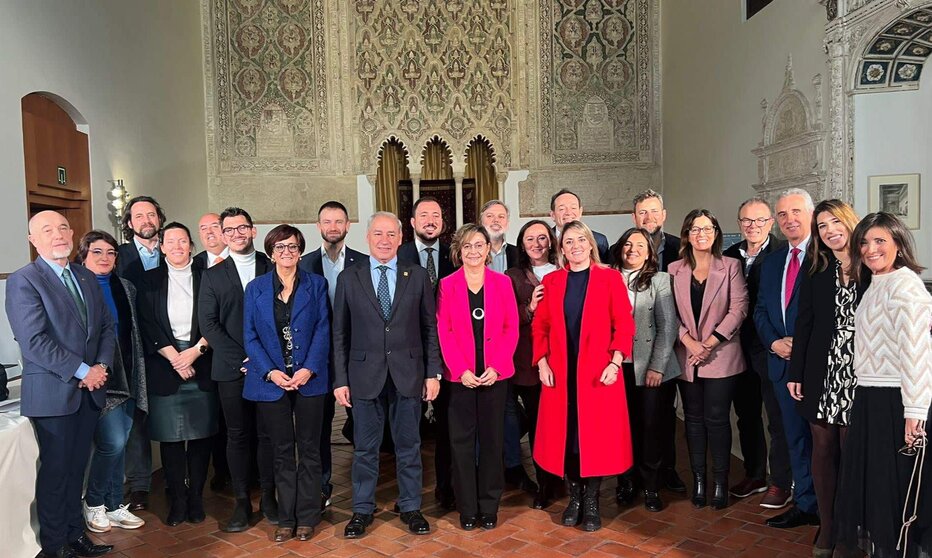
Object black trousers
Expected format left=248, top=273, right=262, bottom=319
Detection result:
left=433, top=379, right=453, bottom=497
left=258, top=392, right=324, bottom=528
left=161, top=437, right=212, bottom=497
left=732, top=367, right=767, bottom=481
left=622, top=364, right=678, bottom=491
left=319, top=392, right=336, bottom=498
left=448, top=380, right=508, bottom=516
left=210, top=408, right=229, bottom=481
left=32, top=390, right=99, bottom=553
left=351, top=376, right=423, bottom=514
left=217, top=376, right=274, bottom=498
left=679, top=374, right=739, bottom=483
left=661, top=379, right=679, bottom=473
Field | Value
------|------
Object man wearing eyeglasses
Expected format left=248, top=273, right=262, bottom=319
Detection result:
left=723, top=198, right=792, bottom=510
left=198, top=207, right=278, bottom=532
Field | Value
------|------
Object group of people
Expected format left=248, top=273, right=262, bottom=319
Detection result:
left=7, top=185, right=931, bottom=558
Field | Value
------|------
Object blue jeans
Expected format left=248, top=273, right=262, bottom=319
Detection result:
left=85, top=399, right=135, bottom=510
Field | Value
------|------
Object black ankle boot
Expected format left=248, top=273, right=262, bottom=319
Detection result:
left=166, top=486, right=188, bottom=527
left=691, top=473, right=707, bottom=508
left=711, top=481, right=728, bottom=510
left=261, top=490, right=279, bottom=525
left=615, top=474, right=635, bottom=507
left=223, top=497, right=252, bottom=532
left=532, top=470, right=553, bottom=510
left=581, top=487, right=601, bottom=532
left=561, top=479, right=583, bottom=526
left=187, top=487, right=206, bottom=523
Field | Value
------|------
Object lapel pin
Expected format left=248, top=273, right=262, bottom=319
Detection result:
left=403, top=271, right=409, bottom=277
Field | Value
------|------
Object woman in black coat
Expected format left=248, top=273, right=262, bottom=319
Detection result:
left=139, top=222, right=218, bottom=526
left=787, top=200, right=866, bottom=557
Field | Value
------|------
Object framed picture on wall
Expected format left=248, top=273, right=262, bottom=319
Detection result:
left=868, top=173, right=920, bottom=229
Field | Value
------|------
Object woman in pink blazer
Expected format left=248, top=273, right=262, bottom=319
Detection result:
left=436, top=224, right=519, bottom=531
left=668, top=209, right=748, bottom=510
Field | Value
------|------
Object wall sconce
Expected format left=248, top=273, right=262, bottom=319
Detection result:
left=107, top=179, right=128, bottom=240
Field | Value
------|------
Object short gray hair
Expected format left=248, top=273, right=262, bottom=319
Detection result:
left=480, top=199, right=510, bottom=216
left=777, top=188, right=815, bottom=212
left=633, top=189, right=664, bottom=209
left=737, top=197, right=772, bottom=216
left=367, top=211, right=403, bottom=232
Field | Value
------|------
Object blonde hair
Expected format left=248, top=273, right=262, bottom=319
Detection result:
left=560, top=220, right=601, bottom=265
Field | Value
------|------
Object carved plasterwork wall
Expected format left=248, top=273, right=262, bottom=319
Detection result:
left=823, top=0, right=931, bottom=202
left=535, top=0, right=659, bottom=166
left=752, top=57, right=826, bottom=203
left=353, top=0, right=516, bottom=171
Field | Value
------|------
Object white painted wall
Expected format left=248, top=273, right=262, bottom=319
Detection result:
left=662, top=0, right=828, bottom=232
left=0, top=0, right=207, bottom=372
left=854, top=86, right=932, bottom=278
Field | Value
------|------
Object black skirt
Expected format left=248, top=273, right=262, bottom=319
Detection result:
left=834, top=386, right=932, bottom=557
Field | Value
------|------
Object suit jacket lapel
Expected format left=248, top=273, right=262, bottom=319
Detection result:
left=672, top=265, right=696, bottom=336
left=699, top=258, right=726, bottom=331
left=157, top=267, right=174, bottom=344
left=222, top=257, right=243, bottom=291
left=75, top=268, right=97, bottom=335
left=292, top=273, right=312, bottom=319
left=355, top=264, right=382, bottom=317
left=389, top=264, right=412, bottom=319
left=36, top=260, right=88, bottom=333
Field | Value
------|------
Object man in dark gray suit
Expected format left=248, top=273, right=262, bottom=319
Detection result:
left=299, top=200, right=365, bottom=508
left=549, top=189, right=611, bottom=263
left=333, top=211, right=442, bottom=539
left=6, top=211, right=115, bottom=558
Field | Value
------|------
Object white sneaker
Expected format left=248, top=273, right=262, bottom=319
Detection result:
left=106, top=504, right=145, bottom=529
left=83, top=501, right=111, bottom=533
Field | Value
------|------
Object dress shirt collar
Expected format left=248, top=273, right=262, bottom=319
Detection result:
left=369, top=256, right=398, bottom=272
left=415, top=237, right=438, bottom=253
left=321, top=244, right=345, bottom=263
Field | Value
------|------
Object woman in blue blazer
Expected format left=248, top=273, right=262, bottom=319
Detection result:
left=243, top=224, right=330, bottom=543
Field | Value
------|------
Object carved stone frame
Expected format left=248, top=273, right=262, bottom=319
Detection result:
left=824, top=0, right=932, bottom=202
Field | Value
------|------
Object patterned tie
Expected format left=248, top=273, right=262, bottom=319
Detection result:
left=784, top=247, right=801, bottom=309
left=424, top=247, right=437, bottom=289
left=377, top=265, right=392, bottom=321
left=62, top=268, right=87, bottom=327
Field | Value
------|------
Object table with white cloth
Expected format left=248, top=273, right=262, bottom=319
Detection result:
left=0, top=397, right=42, bottom=558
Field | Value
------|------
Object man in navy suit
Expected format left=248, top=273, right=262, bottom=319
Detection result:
left=754, top=188, right=819, bottom=529
left=6, top=211, right=115, bottom=558
left=298, top=200, right=365, bottom=508
left=115, top=195, right=166, bottom=511
left=549, top=189, right=611, bottom=263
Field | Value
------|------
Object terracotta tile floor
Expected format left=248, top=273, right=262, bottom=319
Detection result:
left=91, top=415, right=817, bottom=558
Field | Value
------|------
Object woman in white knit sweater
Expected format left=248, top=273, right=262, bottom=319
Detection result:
left=834, top=212, right=932, bottom=557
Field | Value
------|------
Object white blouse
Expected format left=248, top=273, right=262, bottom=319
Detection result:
left=166, top=259, right=194, bottom=342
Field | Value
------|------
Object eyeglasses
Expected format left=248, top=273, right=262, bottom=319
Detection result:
left=688, top=226, right=716, bottom=236
left=222, top=224, right=253, bottom=236
left=88, top=248, right=118, bottom=258
left=462, top=242, right=488, bottom=253
left=273, top=243, right=301, bottom=254
left=738, top=217, right=772, bottom=228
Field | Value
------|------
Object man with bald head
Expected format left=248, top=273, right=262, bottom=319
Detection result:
left=195, top=212, right=229, bottom=268
left=6, top=211, right=115, bottom=558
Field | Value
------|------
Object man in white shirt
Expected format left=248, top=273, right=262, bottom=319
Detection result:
left=195, top=213, right=229, bottom=268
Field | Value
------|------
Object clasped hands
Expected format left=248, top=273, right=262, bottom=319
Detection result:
left=685, top=335, right=719, bottom=367
left=269, top=368, right=313, bottom=391
left=333, top=377, right=440, bottom=409
left=460, top=368, right=499, bottom=389
left=78, top=363, right=108, bottom=391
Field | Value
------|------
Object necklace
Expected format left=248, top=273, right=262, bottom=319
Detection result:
left=472, top=307, right=485, bottom=320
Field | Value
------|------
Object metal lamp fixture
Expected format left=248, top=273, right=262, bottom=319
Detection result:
left=107, top=179, right=128, bottom=239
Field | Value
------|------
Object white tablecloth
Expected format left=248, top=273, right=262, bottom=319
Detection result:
left=0, top=404, right=42, bottom=558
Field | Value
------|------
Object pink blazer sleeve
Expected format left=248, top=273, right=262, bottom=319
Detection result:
left=436, top=275, right=471, bottom=382
left=487, top=271, right=520, bottom=379
left=714, top=258, right=748, bottom=340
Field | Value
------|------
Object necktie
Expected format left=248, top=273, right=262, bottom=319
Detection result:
left=62, top=268, right=88, bottom=327
left=424, top=247, right=437, bottom=288
left=784, top=247, right=801, bottom=309
left=213, top=256, right=224, bottom=266
left=377, top=265, right=392, bottom=321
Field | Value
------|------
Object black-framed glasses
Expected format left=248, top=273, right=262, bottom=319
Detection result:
left=273, top=243, right=301, bottom=254
left=222, top=224, right=253, bottom=236
left=738, top=217, right=773, bottom=228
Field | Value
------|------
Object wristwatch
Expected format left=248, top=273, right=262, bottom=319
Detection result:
left=196, top=342, right=208, bottom=354
left=96, top=362, right=109, bottom=371
left=434, top=373, right=442, bottom=381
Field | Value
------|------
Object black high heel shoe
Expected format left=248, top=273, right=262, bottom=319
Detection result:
left=711, top=481, right=728, bottom=510
left=691, top=473, right=707, bottom=509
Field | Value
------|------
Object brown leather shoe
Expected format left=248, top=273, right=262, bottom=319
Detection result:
left=295, top=526, right=314, bottom=541
left=273, top=527, right=293, bottom=542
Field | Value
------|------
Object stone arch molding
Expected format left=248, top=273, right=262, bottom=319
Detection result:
left=371, top=133, right=499, bottom=177
left=752, top=56, right=825, bottom=203
left=824, top=0, right=932, bottom=203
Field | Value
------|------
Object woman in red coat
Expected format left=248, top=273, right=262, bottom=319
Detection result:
left=533, top=220, right=635, bottom=532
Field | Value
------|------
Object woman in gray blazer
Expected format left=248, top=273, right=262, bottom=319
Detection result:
left=610, top=227, right=680, bottom=512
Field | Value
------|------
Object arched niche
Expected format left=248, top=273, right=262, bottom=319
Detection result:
left=408, top=136, right=458, bottom=244
left=374, top=136, right=411, bottom=215
left=464, top=135, right=498, bottom=214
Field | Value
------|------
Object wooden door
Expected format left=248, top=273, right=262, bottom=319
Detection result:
left=21, top=93, right=91, bottom=261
